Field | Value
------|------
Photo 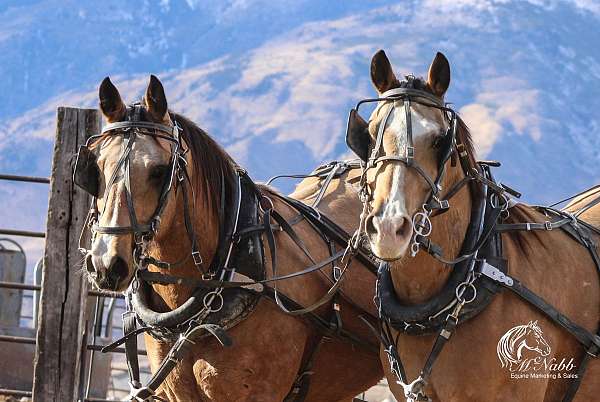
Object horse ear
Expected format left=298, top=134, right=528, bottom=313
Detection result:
left=427, top=52, right=451, bottom=97
left=370, top=49, right=399, bottom=94
left=99, top=77, right=126, bottom=122
left=144, top=75, right=168, bottom=122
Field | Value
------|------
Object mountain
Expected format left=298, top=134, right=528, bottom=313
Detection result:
left=1, top=0, right=599, bottom=251
left=0, top=2, right=598, bottom=400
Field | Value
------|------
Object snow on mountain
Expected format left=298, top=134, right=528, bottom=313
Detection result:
left=1, top=0, right=600, bottom=237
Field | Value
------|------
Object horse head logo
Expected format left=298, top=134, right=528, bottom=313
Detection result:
left=497, top=321, right=551, bottom=369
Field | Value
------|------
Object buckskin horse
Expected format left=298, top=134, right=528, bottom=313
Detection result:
left=74, top=76, right=384, bottom=401
left=345, top=50, right=600, bottom=401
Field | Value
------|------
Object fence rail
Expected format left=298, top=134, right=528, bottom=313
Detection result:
left=0, top=228, right=45, bottom=238
left=0, top=281, right=124, bottom=299
left=0, top=173, right=50, bottom=184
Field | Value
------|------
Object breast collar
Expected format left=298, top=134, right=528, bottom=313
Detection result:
left=375, top=163, right=507, bottom=335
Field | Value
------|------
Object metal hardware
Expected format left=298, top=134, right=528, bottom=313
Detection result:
left=479, top=260, right=513, bottom=286
left=410, top=206, right=432, bottom=257
left=333, top=265, right=342, bottom=281
left=192, top=251, right=203, bottom=266
left=398, top=375, right=430, bottom=402
left=455, top=281, right=477, bottom=304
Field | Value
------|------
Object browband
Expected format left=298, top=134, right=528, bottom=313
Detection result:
left=379, top=87, right=444, bottom=107
left=101, top=121, right=176, bottom=136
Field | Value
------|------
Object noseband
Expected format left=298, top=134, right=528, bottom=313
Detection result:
left=74, top=104, right=203, bottom=272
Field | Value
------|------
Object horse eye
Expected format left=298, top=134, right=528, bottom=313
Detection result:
left=149, top=165, right=170, bottom=181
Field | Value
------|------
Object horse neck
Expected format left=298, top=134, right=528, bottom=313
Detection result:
left=148, top=173, right=221, bottom=309
left=390, top=165, right=473, bottom=304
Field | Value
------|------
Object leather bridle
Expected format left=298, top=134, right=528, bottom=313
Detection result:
left=348, top=80, right=469, bottom=261
left=75, top=104, right=204, bottom=278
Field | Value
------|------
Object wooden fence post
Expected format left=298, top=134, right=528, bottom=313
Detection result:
left=33, top=107, right=100, bottom=402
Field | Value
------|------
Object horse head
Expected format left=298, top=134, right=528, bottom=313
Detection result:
left=347, top=49, right=476, bottom=261
left=78, top=76, right=232, bottom=291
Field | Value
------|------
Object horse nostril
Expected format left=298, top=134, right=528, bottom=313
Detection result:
left=365, top=215, right=377, bottom=236
left=85, top=254, right=96, bottom=277
left=107, top=256, right=129, bottom=286
left=395, top=217, right=411, bottom=238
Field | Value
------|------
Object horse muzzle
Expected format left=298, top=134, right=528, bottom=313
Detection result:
left=85, top=253, right=130, bottom=291
left=365, top=213, right=413, bottom=261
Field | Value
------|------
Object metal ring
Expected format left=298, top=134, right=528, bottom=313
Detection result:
left=490, top=193, right=499, bottom=209
left=490, top=192, right=509, bottom=211
left=203, top=291, right=224, bottom=313
left=258, top=196, right=274, bottom=214
left=455, top=282, right=477, bottom=304
left=333, top=266, right=342, bottom=281
left=500, top=193, right=510, bottom=212
left=410, top=241, right=420, bottom=257
left=412, top=212, right=432, bottom=237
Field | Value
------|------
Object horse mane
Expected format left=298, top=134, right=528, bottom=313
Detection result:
left=455, top=116, right=477, bottom=171
left=171, top=112, right=237, bottom=223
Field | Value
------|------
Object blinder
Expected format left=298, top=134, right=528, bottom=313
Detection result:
left=345, top=108, right=371, bottom=162
left=73, top=145, right=101, bottom=197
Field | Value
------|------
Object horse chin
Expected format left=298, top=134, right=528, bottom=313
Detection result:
left=369, top=239, right=410, bottom=262
left=90, top=273, right=131, bottom=292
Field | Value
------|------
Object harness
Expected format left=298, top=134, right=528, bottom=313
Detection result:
left=73, top=106, right=380, bottom=401
left=346, top=78, right=600, bottom=402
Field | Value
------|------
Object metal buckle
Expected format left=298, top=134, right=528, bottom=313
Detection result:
left=545, top=221, right=553, bottom=231
left=406, top=146, right=415, bottom=159
left=192, top=251, right=203, bottom=266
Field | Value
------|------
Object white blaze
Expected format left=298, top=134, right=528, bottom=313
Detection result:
left=380, top=101, right=440, bottom=219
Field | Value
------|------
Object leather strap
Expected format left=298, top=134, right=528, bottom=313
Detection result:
left=479, top=264, right=600, bottom=351
left=137, top=250, right=346, bottom=289
left=495, top=217, right=573, bottom=233
left=123, top=296, right=142, bottom=392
